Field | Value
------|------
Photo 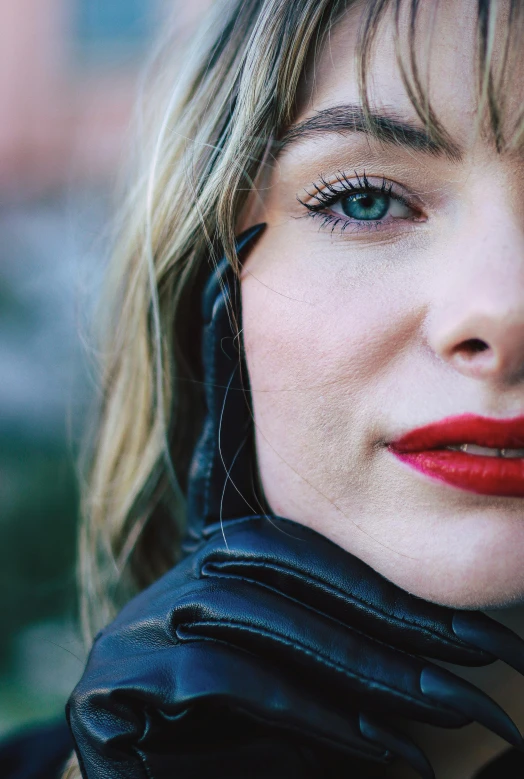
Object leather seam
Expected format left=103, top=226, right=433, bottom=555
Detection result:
left=203, top=550, right=467, bottom=653
left=133, top=745, right=158, bottom=779
left=201, top=567, right=425, bottom=661
left=177, top=622, right=450, bottom=717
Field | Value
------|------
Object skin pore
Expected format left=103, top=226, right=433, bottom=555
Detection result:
left=240, top=1, right=524, bottom=775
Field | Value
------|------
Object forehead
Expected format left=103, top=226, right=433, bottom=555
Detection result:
left=296, top=0, right=524, bottom=150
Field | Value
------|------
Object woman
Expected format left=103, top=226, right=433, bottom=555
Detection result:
left=62, top=0, right=524, bottom=776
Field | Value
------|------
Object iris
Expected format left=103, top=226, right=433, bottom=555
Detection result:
left=341, top=192, right=390, bottom=220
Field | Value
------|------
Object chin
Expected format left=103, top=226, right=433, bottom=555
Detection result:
left=391, top=542, right=524, bottom=611
left=345, top=511, right=524, bottom=612
left=407, top=574, right=524, bottom=611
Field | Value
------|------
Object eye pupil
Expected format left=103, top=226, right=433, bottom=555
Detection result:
left=341, top=192, right=389, bottom=220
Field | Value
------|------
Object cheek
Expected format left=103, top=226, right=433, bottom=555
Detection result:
left=240, top=260, right=411, bottom=517
left=240, top=244, right=524, bottom=609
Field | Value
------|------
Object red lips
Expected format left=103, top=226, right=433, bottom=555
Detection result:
left=389, top=414, right=524, bottom=497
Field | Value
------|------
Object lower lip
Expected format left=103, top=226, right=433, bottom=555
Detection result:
left=390, top=449, right=524, bottom=497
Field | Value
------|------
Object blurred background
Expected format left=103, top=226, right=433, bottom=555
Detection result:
left=0, top=0, right=203, bottom=738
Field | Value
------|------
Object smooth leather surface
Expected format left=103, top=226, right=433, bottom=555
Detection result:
left=66, top=228, right=524, bottom=778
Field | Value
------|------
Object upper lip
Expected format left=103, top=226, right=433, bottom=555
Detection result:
left=390, top=414, right=524, bottom=452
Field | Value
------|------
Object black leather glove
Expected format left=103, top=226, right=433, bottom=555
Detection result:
left=67, top=226, right=524, bottom=779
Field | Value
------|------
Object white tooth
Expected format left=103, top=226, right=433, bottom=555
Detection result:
left=447, top=444, right=502, bottom=456
left=463, top=444, right=501, bottom=456
left=500, top=448, right=524, bottom=458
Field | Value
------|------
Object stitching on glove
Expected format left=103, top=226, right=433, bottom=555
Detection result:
left=133, top=745, right=159, bottom=779
left=176, top=622, right=448, bottom=716
left=199, top=567, right=428, bottom=661
left=215, top=560, right=465, bottom=652
left=201, top=517, right=467, bottom=653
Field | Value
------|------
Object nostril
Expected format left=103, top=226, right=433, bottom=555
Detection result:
left=454, top=338, right=490, bottom=357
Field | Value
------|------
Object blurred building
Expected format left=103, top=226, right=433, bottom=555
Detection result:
left=0, top=0, right=161, bottom=198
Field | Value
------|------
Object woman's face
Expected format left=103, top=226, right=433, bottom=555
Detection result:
left=240, top=0, right=524, bottom=609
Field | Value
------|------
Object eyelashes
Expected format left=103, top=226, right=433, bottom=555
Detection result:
left=297, top=171, right=423, bottom=234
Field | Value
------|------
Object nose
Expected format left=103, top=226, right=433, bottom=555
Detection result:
left=426, top=215, right=524, bottom=386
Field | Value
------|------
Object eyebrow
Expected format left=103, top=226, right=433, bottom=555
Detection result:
left=277, top=104, right=462, bottom=162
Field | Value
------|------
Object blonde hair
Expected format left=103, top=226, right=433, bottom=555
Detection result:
left=63, top=1, right=523, bottom=775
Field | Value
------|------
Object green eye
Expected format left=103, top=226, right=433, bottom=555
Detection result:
left=340, top=192, right=390, bottom=220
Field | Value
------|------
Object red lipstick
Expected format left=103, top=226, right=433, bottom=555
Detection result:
left=389, top=414, right=524, bottom=497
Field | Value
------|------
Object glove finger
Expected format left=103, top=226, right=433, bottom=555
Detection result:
left=171, top=574, right=523, bottom=747
left=359, top=713, right=435, bottom=779
left=70, top=639, right=438, bottom=778
left=68, top=640, right=384, bottom=767
left=170, top=643, right=435, bottom=779
left=197, top=515, right=524, bottom=671
left=185, top=224, right=266, bottom=548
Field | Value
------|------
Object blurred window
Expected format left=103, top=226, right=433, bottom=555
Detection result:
left=74, top=0, right=159, bottom=65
